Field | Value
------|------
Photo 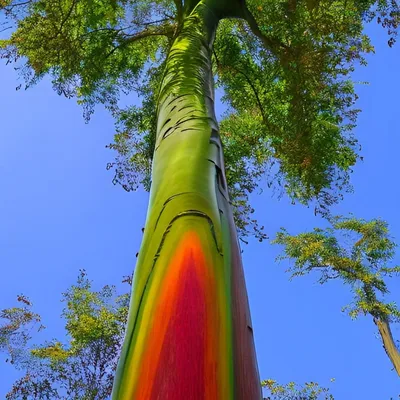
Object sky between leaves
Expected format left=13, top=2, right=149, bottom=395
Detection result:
left=0, top=20, right=399, bottom=400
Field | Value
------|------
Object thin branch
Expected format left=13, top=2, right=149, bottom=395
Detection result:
left=2, top=0, right=32, bottom=9
left=0, top=25, right=12, bottom=33
left=235, top=69, right=265, bottom=120
left=213, top=48, right=278, bottom=134
left=78, top=27, right=120, bottom=39
left=123, top=24, right=175, bottom=43
left=105, top=24, right=175, bottom=59
left=140, top=18, right=173, bottom=27
left=77, top=24, right=160, bottom=42
left=241, top=2, right=287, bottom=55
left=46, top=0, right=77, bottom=40
left=58, top=0, right=77, bottom=34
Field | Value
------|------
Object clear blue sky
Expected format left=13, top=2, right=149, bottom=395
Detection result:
left=1, top=23, right=399, bottom=398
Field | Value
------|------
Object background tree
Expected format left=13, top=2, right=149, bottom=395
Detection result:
left=0, top=295, right=43, bottom=367
left=261, top=379, right=334, bottom=400
left=0, top=271, right=129, bottom=399
left=1, top=0, right=399, bottom=398
left=273, top=215, right=400, bottom=375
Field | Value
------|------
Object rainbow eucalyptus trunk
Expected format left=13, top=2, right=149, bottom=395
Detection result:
left=112, top=1, right=261, bottom=398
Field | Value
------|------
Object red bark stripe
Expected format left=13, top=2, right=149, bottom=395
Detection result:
left=151, top=251, right=206, bottom=399
left=133, top=231, right=222, bottom=399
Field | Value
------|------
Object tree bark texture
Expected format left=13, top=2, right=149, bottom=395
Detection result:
left=112, top=1, right=262, bottom=398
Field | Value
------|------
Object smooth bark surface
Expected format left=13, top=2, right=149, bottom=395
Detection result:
left=112, top=1, right=261, bottom=398
left=375, top=318, right=400, bottom=376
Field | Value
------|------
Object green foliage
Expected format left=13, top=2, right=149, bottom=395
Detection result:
left=1, top=0, right=399, bottom=240
left=214, top=0, right=399, bottom=220
left=0, top=0, right=174, bottom=116
left=2, top=271, right=130, bottom=400
left=261, top=378, right=334, bottom=400
left=273, top=215, right=400, bottom=323
left=0, top=295, right=43, bottom=365
left=106, top=62, right=162, bottom=192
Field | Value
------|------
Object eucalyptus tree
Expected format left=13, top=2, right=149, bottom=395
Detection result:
left=1, top=0, right=399, bottom=398
left=274, top=216, right=400, bottom=376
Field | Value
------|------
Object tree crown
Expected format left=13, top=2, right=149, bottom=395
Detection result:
left=1, top=0, right=399, bottom=239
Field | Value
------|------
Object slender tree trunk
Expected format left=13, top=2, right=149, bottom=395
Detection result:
left=112, top=1, right=261, bottom=398
left=374, top=317, right=400, bottom=376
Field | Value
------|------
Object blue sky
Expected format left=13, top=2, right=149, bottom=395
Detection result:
left=1, top=22, right=399, bottom=399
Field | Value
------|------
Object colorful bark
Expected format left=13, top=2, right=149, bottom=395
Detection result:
left=112, top=1, right=261, bottom=398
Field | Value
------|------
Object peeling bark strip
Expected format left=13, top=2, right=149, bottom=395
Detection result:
left=375, top=318, right=400, bottom=376
left=112, top=1, right=261, bottom=398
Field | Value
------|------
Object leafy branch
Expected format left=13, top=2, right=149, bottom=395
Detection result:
left=273, top=215, right=400, bottom=376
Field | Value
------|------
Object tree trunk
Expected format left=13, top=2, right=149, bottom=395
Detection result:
left=374, top=317, right=400, bottom=376
left=112, top=1, right=261, bottom=398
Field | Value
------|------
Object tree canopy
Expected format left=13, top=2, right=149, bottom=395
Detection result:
left=1, top=0, right=399, bottom=239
